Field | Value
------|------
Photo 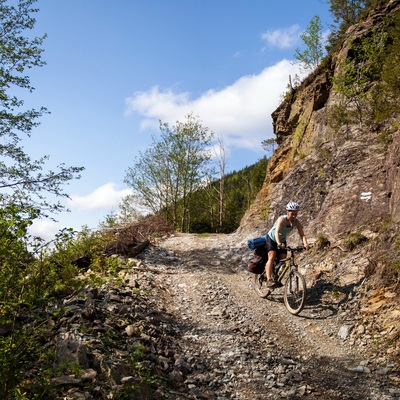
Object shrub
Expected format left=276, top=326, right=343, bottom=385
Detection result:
left=315, top=233, right=331, bottom=250
left=343, top=232, right=368, bottom=251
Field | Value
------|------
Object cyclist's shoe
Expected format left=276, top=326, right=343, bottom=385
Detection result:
left=266, top=279, right=276, bottom=287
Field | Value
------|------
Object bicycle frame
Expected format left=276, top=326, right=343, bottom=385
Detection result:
left=253, top=246, right=307, bottom=315
left=274, top=246, right=300, bottom=283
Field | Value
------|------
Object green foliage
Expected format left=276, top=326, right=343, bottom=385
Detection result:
left=0, top=207, right=119, bottom=397
left=368, top=11, right=400, bottom=126
left=326, top=0, right=377, bottom=51
left=124, top=113, right=214, bottom=232
left=0, top=205, right=39, bottom=311
left=343, top=232, right=368, bottom=250
left=50, top=226, right=105, bottom=270
left=315, top=233, right=331, bottom=250
left=328, top=23, right=395, bottom=136
left=188, top=156, right=268, bottom=233
left=0, top=0, right=83, bottom=216
left=55, top=360, right=83, bottom=377
left=294, top=15, right=324, bottom=72
left=128, top=345, right=162, bottom=387
left=100, top=194, right=145, bottom=229
left=261, top=138, right=277, bottom=154
left=326, top=6, right=400, bottom=143
left=0, top=2, right=85, bottom=392
left=280, top=74, right=302, bottom=102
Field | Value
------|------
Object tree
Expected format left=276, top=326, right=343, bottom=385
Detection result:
left=326, top=0, right=375, bottom=50
left=0, top=0, right=83, bottom=216
left=261, top=138, right=277, bottom=154
left=213, top=134, right=227, bottom=232
left=294, top=15, right=324, bottom=72
left=329, top=27, right=387, bottom=135
left=124, top=113, right=214, bottom=231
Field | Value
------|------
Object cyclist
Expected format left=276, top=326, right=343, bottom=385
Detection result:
left=264, top=201, right=310, bottom=287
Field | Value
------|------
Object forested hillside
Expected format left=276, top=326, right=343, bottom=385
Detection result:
left=188, top=156, right=268, bottom=233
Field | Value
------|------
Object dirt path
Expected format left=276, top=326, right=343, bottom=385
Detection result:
left=148, top=233, right=399, bottom=399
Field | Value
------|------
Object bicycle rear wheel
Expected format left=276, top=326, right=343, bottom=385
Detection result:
left=254, top=273, right=271, bottom=298
left=283, top=270, right=306, bottom=315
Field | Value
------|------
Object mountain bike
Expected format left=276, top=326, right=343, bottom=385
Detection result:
left=254, top=246, right=307, bottom=315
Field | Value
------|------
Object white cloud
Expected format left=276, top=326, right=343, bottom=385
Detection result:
left=261, top=25, right=301, bottom=49
left=27, top=184, right=134, bottom=242
left=68, top=182, right=132, bottom=211
left=125, top=60, right=303, bottom=152
left=29, top=219, right=61, bottom=242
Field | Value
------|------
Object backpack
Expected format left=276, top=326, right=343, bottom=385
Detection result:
left=247, top=246, right=268, bottom=274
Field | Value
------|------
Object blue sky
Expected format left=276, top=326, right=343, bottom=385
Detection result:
left=25, top=0, right=333, bottom=240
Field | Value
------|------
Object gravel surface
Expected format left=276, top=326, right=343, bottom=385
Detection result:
left=146, top=232, right=400, bottom=400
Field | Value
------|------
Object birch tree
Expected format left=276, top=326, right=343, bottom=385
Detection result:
left=294, top=15, right=324, bottom=72
left=124, top=113, right=214, bottom=231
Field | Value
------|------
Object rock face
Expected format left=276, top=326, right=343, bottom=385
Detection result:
left=239, top=0, right=400, bottom=281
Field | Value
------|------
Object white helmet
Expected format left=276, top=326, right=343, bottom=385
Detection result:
left=286, top=201, right=300, bottom=211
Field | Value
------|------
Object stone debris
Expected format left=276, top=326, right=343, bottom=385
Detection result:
left=22, top=232, right=400, bottom=399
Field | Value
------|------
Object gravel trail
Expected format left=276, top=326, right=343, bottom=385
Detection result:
left=147, top=233, right=399, bottom=400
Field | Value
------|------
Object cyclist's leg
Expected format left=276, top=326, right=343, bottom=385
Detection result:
left=265, top=236, right=277, bottom=281
left=265, top=251, right=275, bottom=281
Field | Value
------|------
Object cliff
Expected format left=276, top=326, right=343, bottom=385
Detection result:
left=239, top=0, right=400, bottom=348
left=241, top=0, right=400, bottom=258
left=238, top=0, right=400, bottom=359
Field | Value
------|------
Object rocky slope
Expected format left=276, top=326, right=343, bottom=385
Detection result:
left=43, top=233, right=400, bottom=399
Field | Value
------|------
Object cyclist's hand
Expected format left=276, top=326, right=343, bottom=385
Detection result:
left=305, top=244, right=310, bottom=251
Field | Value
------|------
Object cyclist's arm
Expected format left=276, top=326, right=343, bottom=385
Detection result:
left=275, top=217, right=285, bottom=247
left=295, top=220, right=310, bottom=250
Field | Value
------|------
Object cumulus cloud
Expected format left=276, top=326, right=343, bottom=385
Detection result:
left=261, top=25, right=301, bottom=50
left=29, top=219, right=61, bottom=242
left=68, top=182, right=132, bottom=211
left=125, top=60, right=302, bottom=152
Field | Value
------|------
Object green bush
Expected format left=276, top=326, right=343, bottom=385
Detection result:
left=0, top=206, right=122, bottom=398
left=343, top=232, right=368, bottom=250
left=315, top=233, right=331, bottom=250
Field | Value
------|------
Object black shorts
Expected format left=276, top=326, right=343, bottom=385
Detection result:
left=265, top=235, right=287, bottom=256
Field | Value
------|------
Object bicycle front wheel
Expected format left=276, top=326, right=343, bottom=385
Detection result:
left=254, top=273, right=271, bottom=298
left=283, top=270, right=306, bottom=315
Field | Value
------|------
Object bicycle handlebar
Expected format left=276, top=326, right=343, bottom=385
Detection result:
left=286, top=246, right=307, bottom=253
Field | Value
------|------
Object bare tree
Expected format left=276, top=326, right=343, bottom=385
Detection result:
left=213, top=134, right=228, bottom=232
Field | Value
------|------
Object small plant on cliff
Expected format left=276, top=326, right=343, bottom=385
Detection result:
left=343, top=232, right=368, bottom=250
left=294, top=15, right=325, bottom=72
left=315, top=233, right=331, bottom=250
